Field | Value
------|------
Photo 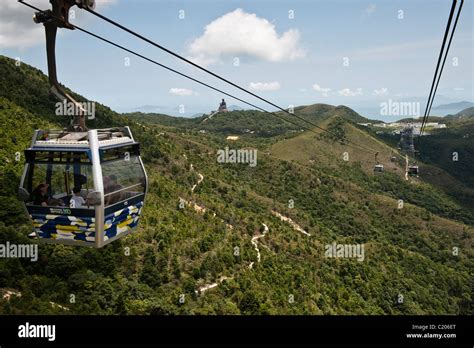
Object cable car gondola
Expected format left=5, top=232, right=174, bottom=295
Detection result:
left=408, top=165, right=419, bottom=176
left=373, top=152, right=384, bottom=173
left=374, top=164, right=384, bottom=173
left=17, top=0, right=148, bottom=248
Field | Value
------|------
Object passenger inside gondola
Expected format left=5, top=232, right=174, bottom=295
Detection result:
left=31, top=183, right=49, bottom=206
left=108, top=175, right=124, bottom=204
left=70, top=186, right=86, bottom=208
left=30, top=183, right=65, bottom=206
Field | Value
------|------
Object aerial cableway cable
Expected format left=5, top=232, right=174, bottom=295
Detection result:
left=19, top=0, right=378, bottom=156
left=421, top=0, right=464, bottom=137
left=419, top=0, right=463, bottom=139
left=17, top=2, right=321, bottom=138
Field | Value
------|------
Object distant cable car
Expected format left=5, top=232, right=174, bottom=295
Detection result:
left=374, top=164, right=384, bottom=173
left=17, top=0, right=148, bottom=247
left=373, top=152, right=384, bottom=173
left=390, top=151, right=397, bottom=162
left=408, top=165, right=419, bottom=176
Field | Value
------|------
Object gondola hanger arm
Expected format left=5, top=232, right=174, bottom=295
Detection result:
left=29, top=0, right=96, bottom=131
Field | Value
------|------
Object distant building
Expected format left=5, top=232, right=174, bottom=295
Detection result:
left=218, top=98, right=228, bottom=112
left=426, top=122, right=447, bottom=129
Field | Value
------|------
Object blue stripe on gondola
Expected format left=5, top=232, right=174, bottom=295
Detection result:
left=30, top=211, right=96, bottom=242
left=104, top=201, right=143, bottom=239
left=26, top=198, right=145, bottom=243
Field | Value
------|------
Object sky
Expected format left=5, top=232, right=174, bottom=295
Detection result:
left=0, top=0, right=473, bottom=121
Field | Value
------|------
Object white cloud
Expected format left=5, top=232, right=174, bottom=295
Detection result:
left=0, top=0, right=50, bottom=49
left=312, top=83, right=331, bottom=97
left=97, top=0, right=118, bottom=5
left=249, top=81, right=281, bottom=91
left=338, top=88, right=363, bottom=97
left=373, top=88, right=389, bottom=96
left=0, top=0, right=117, bottom=49
left=169, top=88, right=195, bottom=96
left=188, top=8, right=305, bottom=66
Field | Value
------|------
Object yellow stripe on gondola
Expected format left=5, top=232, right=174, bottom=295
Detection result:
left=117, top=217, right=133, bottom=228
left=114, top=209, right=124, bottom=217
left=55, top=230, right=75, bottom=234
left=70, top=221, right=88, bottom=227
left=56, top=225, right=81, bottom=231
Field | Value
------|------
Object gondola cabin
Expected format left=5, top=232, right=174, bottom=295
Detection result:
left=408, top=165, right=419, bottom=176
left=373, top=164, right=384, bottom=173
left=18, top=127, right=148, bottom=248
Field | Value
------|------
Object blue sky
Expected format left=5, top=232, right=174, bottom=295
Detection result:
left=1, top=0, right=473, bottom=120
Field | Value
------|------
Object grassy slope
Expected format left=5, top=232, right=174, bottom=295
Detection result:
left=0, top=55, right=472, bottom=315
left=271, top=116, right=474, bottom=216
left=271, top=116, right=404, bottom=174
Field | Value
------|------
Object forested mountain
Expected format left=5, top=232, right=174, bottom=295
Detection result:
left=0, top=55, right=472, bottom=315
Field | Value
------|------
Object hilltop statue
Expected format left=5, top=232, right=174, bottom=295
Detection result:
left=218, top=98, right=228, bottom=112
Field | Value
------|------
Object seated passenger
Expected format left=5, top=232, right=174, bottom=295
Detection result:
left=103, top=175, right=111, bottom=192
left=70, top=186, right=86, bottom=208
left=107, top=175, right=124, bottom=204
left=31, top=183, right=49, bottom=206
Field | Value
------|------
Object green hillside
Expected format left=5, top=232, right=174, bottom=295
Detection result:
left=0, top=55, right=472, bottom=315
left=446, top=107, right=474, bottom=122
left=291, top=103, right=371, bottom=124
left=271, top=115, right=474, bottom=216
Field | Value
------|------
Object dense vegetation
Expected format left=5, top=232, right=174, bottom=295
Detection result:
left=0, top=55, right=472, bottom=315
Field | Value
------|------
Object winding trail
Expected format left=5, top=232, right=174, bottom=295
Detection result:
left=271, top=210, right=310, bottom=236
left=250, top=223, right=269, bottom=267
left=196, top=276, right=233, bottom=295
left=201, top=111, right=219, bottom=123
left=1, top=289, right=69, bottom=311
left=404, top=155, right=409, bottom=181
left=179, top=197, right=215, bottom=216
left=191, top=173, right=204, bottom=192
left=188, top=160, right=204, bottom=193
left=1, top=289, right=21, bottom=301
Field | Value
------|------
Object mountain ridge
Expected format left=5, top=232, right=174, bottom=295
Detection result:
left=433, top=101, right=474, bottom=111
